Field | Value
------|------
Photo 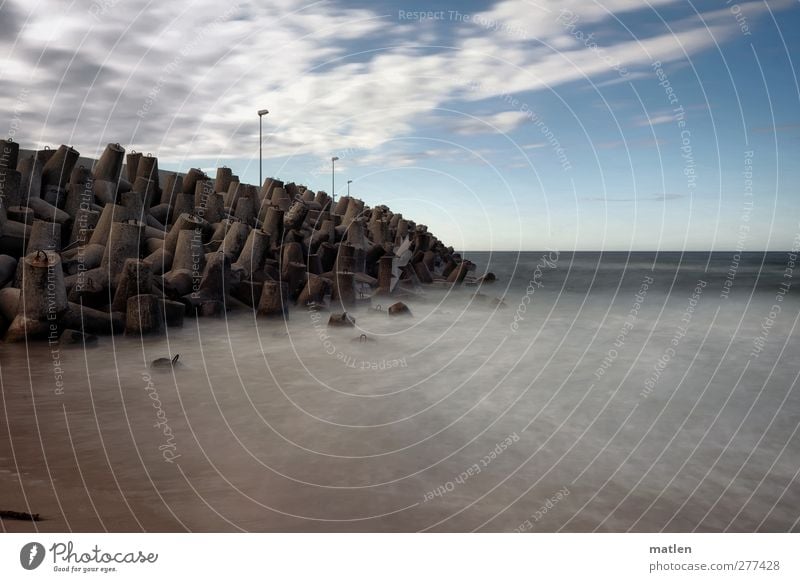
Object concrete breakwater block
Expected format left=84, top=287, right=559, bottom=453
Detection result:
left=331, top=271, right=356, bottom=308
left=233, top=197, right=255, bottom=224
left=446, top=260, right=471, bottom=285
left=101, top=220, right=144, bottom=284
left=93, top=142, right=125, bottom=183
left=284, top=200, right=308, bottom=230
left=62, top=302, right=125, bottom=335
left=60, top=328, right=98, bottom=345
left=413, top=261, right=434, bottom=284
left=161, top=299, right=185, bottom=327
left=297, top=274, right=329, bottom=307
left=0, top=255, right=17, bottom=287
left=0, top=138, right=480, bottom=343
left=328, top=312, right=355, bottom=327
left=7, top=206, right=33, bottom=225
left=257, top=280, right=288, bottom=317
left=233, top=229, right=270, bottom=280
left=232, top=280, right=263, bottom=308
left=42, top=144, right=80, bottom=192
left=28, top=220, right=61, bottom=252
left=125, top=293, right=163, bottom=335
left=111, top=259, right=153, bottom=313
left=388, top=301, right=411, bottom=316
left=5, top=250, right=67, bottom=341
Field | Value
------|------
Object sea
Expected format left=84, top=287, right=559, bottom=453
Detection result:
left=1, top=251, right=798, bottom=532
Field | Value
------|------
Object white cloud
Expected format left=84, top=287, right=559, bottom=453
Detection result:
left=0, top=0, right=787, bottom=177
left=447, top=111, right=530, bottom=135
left=638, top=113, right=677, bottom=126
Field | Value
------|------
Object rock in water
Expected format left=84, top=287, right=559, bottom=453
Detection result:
left=151, top=354, right=180, bottom=369
left=388, top=301, right=412, bottom=316
left=60, top=329, right=98, bottom=345
left=477, top=272, right=497, bottom=284
left=0, top=510, right=41, bottom=521
left=328, top=312, right=355, bottom=327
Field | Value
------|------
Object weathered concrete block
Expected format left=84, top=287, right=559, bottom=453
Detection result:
left=125, top=151, right=142, bottom=183
left=0, top=168, right=22, bottom=207
left=446, top=261, right=470, bottom=285
left=100, top=220, right=144, bottom=286
left=27, top=220, right=61, bottom=252
left=111, top=259, right=153, bottom=313
left=16, top=156, right=42, bottom=207
left=232, top=280, right=263, bottom=308
left=331, top=270, right=356, bottom=308
left=328, top=312, right=355, bottom=327
left=260, top=205, right=284, bottom=241
left=257, top=280, right=288, bottom=317
left=7, top=205, right=33, bottom=225
left=388, top=301, right=411, bottom=316
left=125, top=293, right=163, bottom=335
left=60, top=328, right=98, bottom=345
left=214, top=167, right=233, bottom=194
left=93, top=142, right=125, bottom=183
left=41, top=145, right=80, bottom=191
left=0, top=139, right=19, bottom=170
left=0, top=255, right=17, bottom=287
left=296, top=273, right=329, bottom=306
left=221, top=221, right=250, bottom=261
left=233, top=228, right=270, bottom=279
left=62, top=302, right=124, bottom=335
left=413, top=261, right=433, bottom=284
left=233, top=196, right=255, bottom=224
left=284, top=200, right=308, bottom=230
left=160, top=299, right=185, bottom=327
left=18, top=250, right=67, bottom=320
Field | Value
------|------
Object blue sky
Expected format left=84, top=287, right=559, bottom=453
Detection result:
left=1, top=0, right=798, bottom=250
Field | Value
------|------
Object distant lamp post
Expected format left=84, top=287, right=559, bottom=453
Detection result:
left=347, top=179, right=352, bottom=196
left=331, top=156, right=339, bottom=202
left=258, top=109, right=269, bottom=186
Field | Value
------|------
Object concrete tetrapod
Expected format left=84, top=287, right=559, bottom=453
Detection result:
left=6, top=250, right=67, bottom=342
left=0, top=138, right=464, bottom=342
left=125, top=294, right=163, bottom=335
left=257, top=280, right=289, bottom=317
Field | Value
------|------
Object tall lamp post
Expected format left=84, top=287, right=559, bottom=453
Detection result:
left=258, top=109, right=269, bottom=187
left=347, top=179, right=352, bottom=196
left=331, top=156, right=339, bottom=203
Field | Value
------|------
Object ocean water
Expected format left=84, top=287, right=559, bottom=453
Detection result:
left=1, top=251, right=798, bottom=532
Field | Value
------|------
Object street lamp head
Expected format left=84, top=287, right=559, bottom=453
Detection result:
left=331, top=156, right=339, bottom=162
left=258, top=109, right=269, bottom=116
left=347, top=180, right=352, bottom=184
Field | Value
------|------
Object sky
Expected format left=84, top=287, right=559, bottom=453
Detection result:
left=1, top=0, right=798, bottom=251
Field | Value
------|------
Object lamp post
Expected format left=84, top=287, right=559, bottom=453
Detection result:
left=258, top=109, right=269, bottom=187
left=331, top=156, right=339, bottom=203
left=347, top=179, right=352, bottom=196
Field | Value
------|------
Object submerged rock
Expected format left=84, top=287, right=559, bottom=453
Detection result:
left=388, top=301, right=412, bottom=316
left=0, top=509, right=41, bottom=521
left=59, top=329, right=98, bottom=345
left=328, top=312, right=355, bottom=327
left=477, top=272, right=497, bottom=284
left=151, top=354, right=180, bottom=369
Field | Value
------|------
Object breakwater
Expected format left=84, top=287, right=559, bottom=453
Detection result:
left=0, top=139, right=483, bottom=342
